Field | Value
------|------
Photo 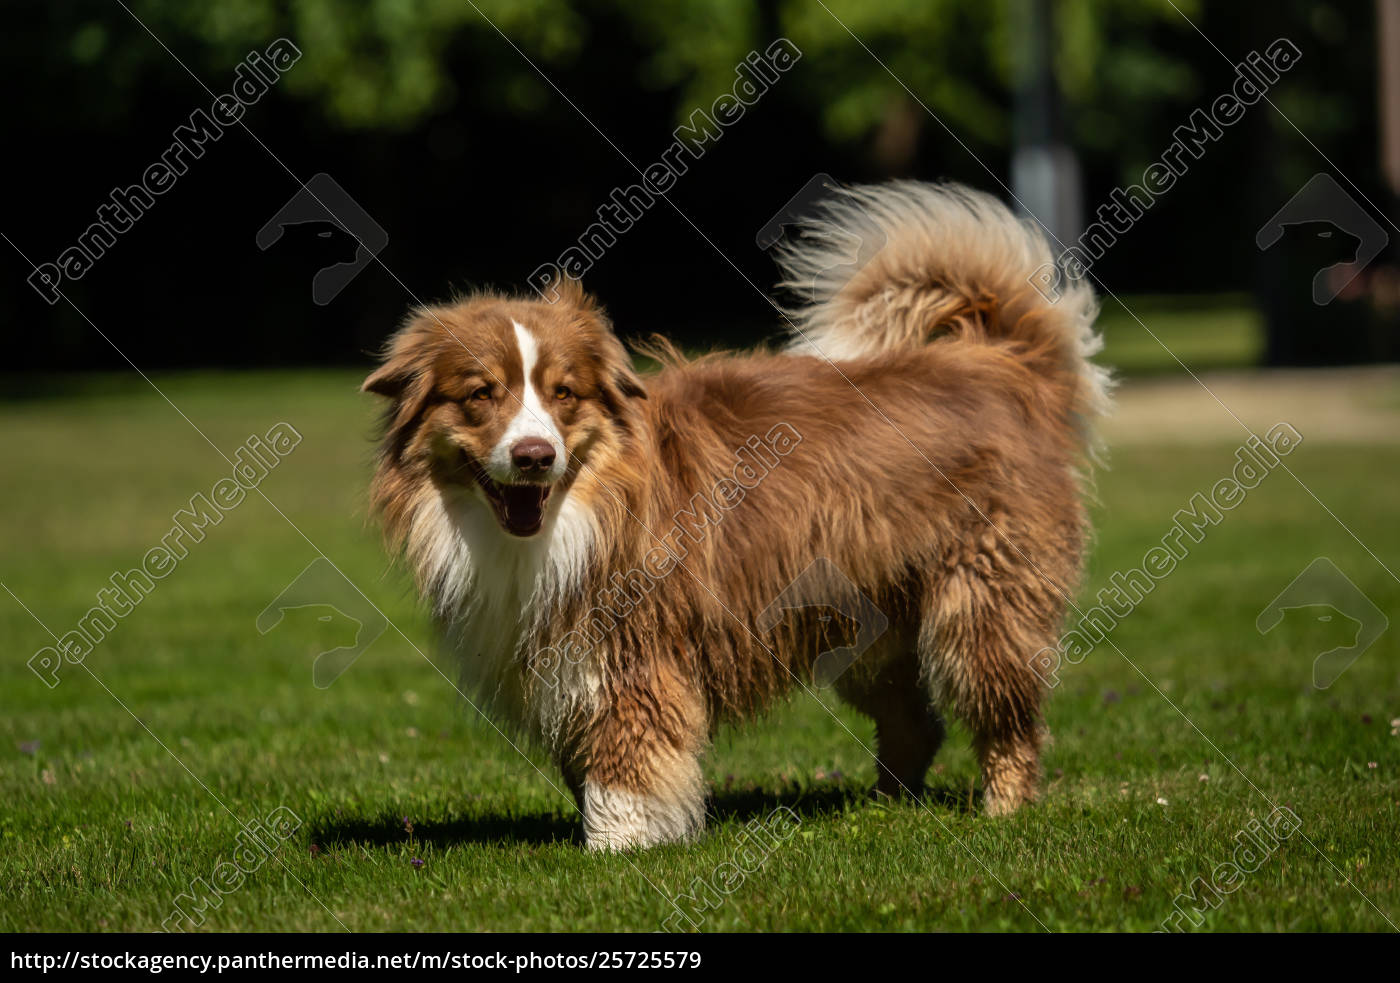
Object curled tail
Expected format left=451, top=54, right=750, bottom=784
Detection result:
left=774, top=180, right=1112, bottom=439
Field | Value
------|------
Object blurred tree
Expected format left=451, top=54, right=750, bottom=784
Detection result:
left=61, top=0, right=1200, bottom=151
left=4, top=0, right=1391, bottom=369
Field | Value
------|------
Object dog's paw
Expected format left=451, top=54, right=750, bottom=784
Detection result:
left=583, top=782, right=704, bottom=851
left=982, top=784, right=1037, bottom=817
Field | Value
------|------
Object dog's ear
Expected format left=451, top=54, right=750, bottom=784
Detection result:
left=366, top=361, right=437, bottom=436
left=610, top=355, right=647, bottom=400
left=584, top=306, right=647, bottom=403
left=599, top=324, right=646, bottom=401
left=363, top=319, right=438, bottom=428
left=547, top=269, right=595, bottom=310
left=555, top=279, right=646, bottom=403
left=362, top=358, right=412, bottom=398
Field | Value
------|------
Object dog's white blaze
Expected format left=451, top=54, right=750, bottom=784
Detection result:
left=487, top=321, right=566, bottom=483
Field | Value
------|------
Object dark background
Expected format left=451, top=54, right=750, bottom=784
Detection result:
left=3, top=0, right=1394, bottom=371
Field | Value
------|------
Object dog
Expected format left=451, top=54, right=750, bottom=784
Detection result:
left=362, top=181, right=1110, bottom=850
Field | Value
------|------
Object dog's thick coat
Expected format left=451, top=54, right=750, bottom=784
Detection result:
left=364, top=181, right=1109, bottom=849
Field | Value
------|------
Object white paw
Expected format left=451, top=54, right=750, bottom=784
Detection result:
left=582, top=782, right=703, bottom=851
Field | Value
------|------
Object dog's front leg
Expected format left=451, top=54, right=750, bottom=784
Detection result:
left=581, top=759, right=705, bottom=851
left=576, top=675, right=708, bottom=851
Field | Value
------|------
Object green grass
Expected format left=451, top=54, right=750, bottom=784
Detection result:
left=1097, top=293, right=1263, bottom=375
left=1, top=367, right=1397, bottom=933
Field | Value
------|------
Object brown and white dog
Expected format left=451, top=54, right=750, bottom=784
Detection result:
left=362, top=182, right=1110, bottom=850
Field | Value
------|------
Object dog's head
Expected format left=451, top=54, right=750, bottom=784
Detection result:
left=363, top=277, right=645, bottom=538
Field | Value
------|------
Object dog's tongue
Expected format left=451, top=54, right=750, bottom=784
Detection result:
left=498, top=484, right=549, bottom=536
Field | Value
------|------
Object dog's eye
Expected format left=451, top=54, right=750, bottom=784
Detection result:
left=554, top=385, right=574, bottom=401
left=471, top=385, right=493, bottom=401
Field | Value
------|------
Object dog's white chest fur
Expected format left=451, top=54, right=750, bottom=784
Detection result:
left=410, top=487, right=601, bottom=741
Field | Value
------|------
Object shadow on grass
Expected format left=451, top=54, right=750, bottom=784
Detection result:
left=309, top=809, right=583, bottom=850
left=706, top=779, right=974, bottom=823
left=308, top=780, right=974, bottom=850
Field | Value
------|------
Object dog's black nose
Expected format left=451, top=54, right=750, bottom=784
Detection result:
left=511, top=438, right=556, bottom=475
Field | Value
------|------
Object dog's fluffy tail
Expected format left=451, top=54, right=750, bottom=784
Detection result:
left=775, top=180, right=1112, bottom=436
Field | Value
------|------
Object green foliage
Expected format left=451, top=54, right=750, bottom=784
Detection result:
left=69, top=0, right=1198, bottom=143
left=118, top=0, right=588, bottom=128
left=34, top=0, right=1376, bottom=198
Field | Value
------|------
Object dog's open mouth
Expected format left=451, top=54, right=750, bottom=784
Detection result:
left=469, top=461, right=551, bottom=537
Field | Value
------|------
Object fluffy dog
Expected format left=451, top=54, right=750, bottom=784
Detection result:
left=362, top=181, right=1110, bottom=850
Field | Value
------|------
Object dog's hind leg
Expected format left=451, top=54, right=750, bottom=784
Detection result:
left=920, top=568, right=1055, bottom=816
left=835, top=650, right=945, bottom=798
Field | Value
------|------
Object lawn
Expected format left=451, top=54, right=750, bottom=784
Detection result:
left=1096, top=293, right=1264, bottom=376
left=1, top=356, right=1397, bottom=932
